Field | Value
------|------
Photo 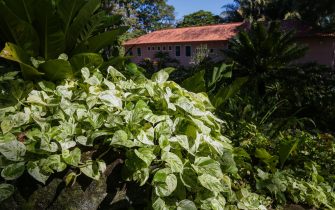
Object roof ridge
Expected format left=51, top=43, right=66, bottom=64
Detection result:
left=149, top=22, right=244, bottom=33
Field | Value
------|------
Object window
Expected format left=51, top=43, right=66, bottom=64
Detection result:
left=148, top=47, right=151, bottom=51
left=175, top=46, right=181, bottom=57
left=158, top=46, right=161, bottom=51
left=168, top=46, right=172, bottom=51
left=129, top=50, right=133, bottom=56
left=185, top=46, right=192, bottom=57
left=163, top=46, right=166, bottom=51
left=210, top=49, right=214, bottom=53
left=152, top=47, right=155, bottom=50
left=137, top=47, right=142, bottom=56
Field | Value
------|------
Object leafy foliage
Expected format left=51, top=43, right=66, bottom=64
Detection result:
left=0, top=0, right=128, bottom=81
left=0, top=68, right=270, bottom=209
left=177, top=10, right=223, bottom=28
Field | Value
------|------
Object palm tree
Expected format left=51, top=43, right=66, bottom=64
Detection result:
left=224, top=21, right=307, bottom=95
left=222, top=0, right=299, bottom=22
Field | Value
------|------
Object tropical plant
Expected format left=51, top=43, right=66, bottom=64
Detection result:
left=0, top=67, right=272, bottom=209
left=0, top=0, right=128, bottom=81
left=224, top=21, right=307, bottom=96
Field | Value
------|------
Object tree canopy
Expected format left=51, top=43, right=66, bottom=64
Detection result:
left=222, top=0, right=335, bottom=30
left=102, top=0, right=175, bottom=35
left=177, top=10, right=222, bottom=28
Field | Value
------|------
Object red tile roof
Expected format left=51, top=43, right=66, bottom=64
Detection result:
left=123, top=22, right=244, bottom=46
left=123, top=21, right=335, bottom=46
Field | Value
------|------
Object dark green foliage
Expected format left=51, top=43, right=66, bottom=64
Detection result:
left=177, top=10, right=223, bottom=28
left=222, top=0, right=335, bottom=30
left=0, top=0, right=128, bottom=81
left=224, top=21, right=307, bottom=76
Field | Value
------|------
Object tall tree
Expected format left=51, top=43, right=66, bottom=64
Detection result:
left=222, top=0, right=335, bottom=30
left=177, top=10, right=222, bottom=28
left=102, top=0, right=175, bottom=34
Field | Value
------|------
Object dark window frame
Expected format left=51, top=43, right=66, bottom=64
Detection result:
left=137, top=47, right=142, bottom=56
left=175, top=45, right=181, bottom=57
left=185, top=46, right=192, bottom=57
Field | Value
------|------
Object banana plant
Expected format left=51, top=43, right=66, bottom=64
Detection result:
left=182, top=63, right=248, bottom=108
left=0, top=0, right=128, bottom=81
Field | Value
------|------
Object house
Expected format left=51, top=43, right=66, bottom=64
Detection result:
left=123, top=21, right=335, bottom=68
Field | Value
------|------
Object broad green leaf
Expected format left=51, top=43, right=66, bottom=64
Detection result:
left=175, top=97, right=204, bottom=117
left=152, top=197, right=169, bottom=210
left=58, top=0, right=84, bottom=38
left=110, top=130, right=135, bottom=148
left=201, top=196, right=226, bottom=210
left=132, top=167, right=150, bottom=186
left=62, top=148, right=81, bottom=166
left=76, top=136, right=92, bottom=146
left=134, top=148, right=156, bottom=167
left=137, top=130, right=154, bottom=146
left=107, top=66, right=126, bottom=80
left=0, top=2, right=39, bottom=55
left=169, top=135, right=189, bottom=151
left=177, top=200, right=197, bottom=210
left=152, top=70, right=169, bottom=84
left=1, top=119, right=13, bottom=134
left=193, top=157, right=223, bottom=179
left=34, top=0, right=65, bottom=59
left=161, top=152, right=183, bottom=173
left=1, top=162, right=25, bottom=180
left=43, top=155, right=67, bottom=173
left=70, top=53, right=104, bottom=72
left=211, top=77, right=248, bottom=108
left=66, top=0, right=101, bottom=50
left=198, top=174, right=224, bottom=194
left=64, top=171, right=77, bottom=187
left=126, top=63, right=145, bottom=76
left=73, top=27, right=128, bottom=53
left=3, top=0, right=35, bottom=23
left=99, top=90, right=122, bottom=108
left=180, top=167, right=198, bottom=189
left=0, top=140, right=26, bottom=161
left=181, top=70, right=206, bottom=93
left=80, top=161, right=100, bottom=180
left=0, top=183, right=14, bottom=202
left=38, top=59, right=73, bottom=81
left=0, top=43, right=42, bottom=79
left=279, top=138, right=300, bottom=168
left=27, top=161, right=50, bottom=184
left=153, top=169, right=177, bottom=197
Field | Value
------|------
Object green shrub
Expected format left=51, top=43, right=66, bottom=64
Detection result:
left=0, top=68, right=271, bottom=209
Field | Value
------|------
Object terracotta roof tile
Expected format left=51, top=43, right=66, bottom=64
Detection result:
left=123, top=21, right=335, bottom=46
left=123, top=22, right=244, bottom=45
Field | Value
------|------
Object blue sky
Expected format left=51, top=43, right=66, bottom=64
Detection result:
left=168, top=0, right=234, bottom=20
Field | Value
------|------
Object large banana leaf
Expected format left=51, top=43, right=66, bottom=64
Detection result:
left=0, top=1, right=39, bottom=56
left=39, top=59, right=74, bottom=81
left=66, top=0, right=101, bottom=51
left=69, top=53, right=103, bottom=72
left=34, top=0, right=65, bottom=59
left=58, top=0, right=85, bottom=38
left=77, top=12, right=107, bottom=43
left=211, top=77, right=249, bottom=108
left=72, top=27, right=129, bottom=54
left=3, top=0, right=35, bottom=23
left=0, top=43, right=43, bottom=79
left=181, top=70, right=206, bottom=93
